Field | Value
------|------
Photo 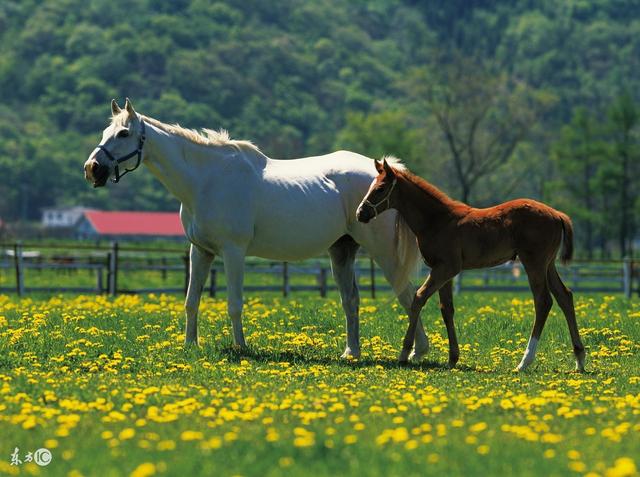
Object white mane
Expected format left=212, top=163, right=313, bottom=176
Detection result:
left=383, top=155, right=408, bottom=172
left=110, top=111, right=260, bottom=152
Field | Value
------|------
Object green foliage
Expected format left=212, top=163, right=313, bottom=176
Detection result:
left=0, top=0, right=639, bottom=258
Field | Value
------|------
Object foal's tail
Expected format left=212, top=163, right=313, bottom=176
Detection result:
left=393, top=212, right=420, bottom=292
left=558, top=213, right=574, bottom=265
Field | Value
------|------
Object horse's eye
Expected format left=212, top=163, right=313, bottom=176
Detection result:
left=117, top=129, right=129, bottom=138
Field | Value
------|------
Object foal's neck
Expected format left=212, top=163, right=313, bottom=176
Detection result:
left=394, top=172, right=467, bottom=234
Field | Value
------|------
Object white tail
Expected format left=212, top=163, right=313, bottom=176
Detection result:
left=392, top=212, right=420, bottom=293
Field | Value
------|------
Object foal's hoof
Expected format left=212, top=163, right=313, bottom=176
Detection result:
left=575, top=351, right=586, bottom=373
left=341, top=348, right=360, bottom=360
left=398, top=348, right=411, bottom=365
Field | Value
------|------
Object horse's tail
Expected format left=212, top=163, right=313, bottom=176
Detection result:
left=393, top=212, right=420, bottom=292
left=558, top=212, right=574, bottom=265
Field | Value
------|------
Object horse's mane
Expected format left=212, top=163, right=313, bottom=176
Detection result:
left=392, top=164, right=466, bottom=208
left=110, top=111, right=260, bottom=152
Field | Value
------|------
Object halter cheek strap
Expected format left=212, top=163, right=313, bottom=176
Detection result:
left=363, top=177, right=397, bottom=219
left=97, top=120, right=146, bottom=183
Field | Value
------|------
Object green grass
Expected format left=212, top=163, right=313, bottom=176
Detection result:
left=0, top=292, right=638, bottom=477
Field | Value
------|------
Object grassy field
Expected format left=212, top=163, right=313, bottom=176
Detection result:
left=0, top=291, right=638, bottom=477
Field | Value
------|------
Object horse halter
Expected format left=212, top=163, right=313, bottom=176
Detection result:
left=363, top=177, right=397, bottom=219
left=96, top=120, right=146, bottom=183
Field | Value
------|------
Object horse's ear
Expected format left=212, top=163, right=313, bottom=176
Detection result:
left=374, top=160, right=384, bottom=174
left=382, top=158, right=395, bottom=176
left=124, top=97, right=136, bottom=117
left=111, top=99, right=121, bottom=116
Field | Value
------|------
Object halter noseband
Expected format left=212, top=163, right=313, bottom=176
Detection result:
left=363, top=177, right=397, bottom=219
left=96, top=120, right=146, bottom=183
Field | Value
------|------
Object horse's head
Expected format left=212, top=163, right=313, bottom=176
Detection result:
left=84, top=98, right=146, bottom=187
left=356, top=158, right=398, bottom=223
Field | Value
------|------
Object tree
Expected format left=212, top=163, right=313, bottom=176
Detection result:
left=334, top=110, right=419, bottom=163
left=552, top=107, right=606, bottom=258
left=403, top=53, right=554, bottom=203
left=607, top=92, right=639, bottom=257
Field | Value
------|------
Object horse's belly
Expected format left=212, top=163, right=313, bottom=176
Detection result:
left=247, top=194, right=346, bottom=261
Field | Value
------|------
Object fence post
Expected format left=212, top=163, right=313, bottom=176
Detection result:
left=283, top=262, right=290, bottom=297
left=370, top=257, right=376, bottom=299
left=96, top=267, right=103, bottom=294
left=108, top=241, right=118, bottom=296
left=319, top=267, right=328, bottom=298
left=209, top=267, right=217, bottom=298
left=623, top=257, right=632, bottom=299
left=183, top=250, right=190, bottom=296
left=14, top=242, right=24, bottom=296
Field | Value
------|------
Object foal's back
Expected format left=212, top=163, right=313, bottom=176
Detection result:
left=456, top=199, right=567, bottom=269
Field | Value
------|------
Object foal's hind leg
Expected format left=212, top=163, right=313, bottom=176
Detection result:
left=329, top=235, right=361, bottom=359
left=438, top=281, right=459, bottom=368
left=547, top=263, right=586, bottom=372
left=517, top=260, right=553, bottom=371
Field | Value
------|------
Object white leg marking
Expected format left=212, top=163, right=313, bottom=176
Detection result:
left=517, top=337, right=539, bottom=371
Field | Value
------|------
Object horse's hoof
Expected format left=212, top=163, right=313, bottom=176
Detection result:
left=408, top=347, right=429, bottom=362
left=341, top=348, right=360, bottom=360
left=398, top=359, right=409, bottom=367
left=184, top=338, right=198, bottom=346
left=448, top=361, right=457, bottom=370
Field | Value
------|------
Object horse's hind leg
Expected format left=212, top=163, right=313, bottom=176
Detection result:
left=222, top=244, right=247, bottom=348
left=438, top=280, right=459, bottom=368
left=517, top=258, right=553, bottom=371
left=329, top=235, right=361, bottom=359
left=547, top=263, right=586, bottom=372
left=397, top=287, right=430, bottom=361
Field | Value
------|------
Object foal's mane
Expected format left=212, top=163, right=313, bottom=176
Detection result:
left=111, top=111, right=260, bottom=152
left=392, top=165, right=464, bottom=208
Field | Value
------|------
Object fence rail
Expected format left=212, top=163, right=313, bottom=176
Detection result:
left=0, top=242, right=637, bottom=298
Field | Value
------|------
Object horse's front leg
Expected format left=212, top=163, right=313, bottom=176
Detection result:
left=222, top=245, right=247, bottom=348
left=399, top=268, right=455, bottom=364
left=184, top=244, right=214, bottom=345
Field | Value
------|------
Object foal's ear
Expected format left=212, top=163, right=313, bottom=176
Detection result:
left=111, top=99, right=121, bottom=116
left=374, top=159, right=384, bottom=174
left=124, top=97, right=136, bottom=117
left=382, top=158, right=395, bottom=176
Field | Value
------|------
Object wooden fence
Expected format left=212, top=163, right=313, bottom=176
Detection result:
left=0, top=242, right=637, bottom=298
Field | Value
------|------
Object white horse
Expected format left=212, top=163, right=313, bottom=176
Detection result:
left=84, top=98, right=430, bottom=361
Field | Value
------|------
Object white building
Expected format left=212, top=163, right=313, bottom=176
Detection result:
left=41, top=206, right=87, bottom=228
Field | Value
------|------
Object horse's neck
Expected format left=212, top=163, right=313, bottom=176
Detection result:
left=141, top=125, right=196, bottom=208
left=395, top=175, right=459, bottom=234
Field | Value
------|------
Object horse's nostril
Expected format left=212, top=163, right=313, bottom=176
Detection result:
left=91, top=161, right=99, bottom=174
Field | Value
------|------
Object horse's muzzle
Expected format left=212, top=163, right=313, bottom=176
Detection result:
left=356, top=205, right=373, bottom=224
left=85, top=159, right=109, bottom=187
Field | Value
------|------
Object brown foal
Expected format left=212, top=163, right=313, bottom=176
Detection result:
left=356, top=158, right=586, bottom=372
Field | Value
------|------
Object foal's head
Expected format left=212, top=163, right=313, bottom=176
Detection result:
left=84, top=98, right=146, bottom=187
left=356, top=158, right=398, bottom=223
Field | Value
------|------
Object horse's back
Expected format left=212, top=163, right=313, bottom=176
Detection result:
left=247, top=151, right=377, bottom=260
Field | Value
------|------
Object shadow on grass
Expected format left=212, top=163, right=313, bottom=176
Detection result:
left=214, top=344, right=483, bottom=373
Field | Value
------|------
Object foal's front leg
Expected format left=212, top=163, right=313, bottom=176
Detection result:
left=399, top=268, right=455, bottom=363
left=184, top=244, right=214, bottom=345
left=438, top=281, right=459, bottom=368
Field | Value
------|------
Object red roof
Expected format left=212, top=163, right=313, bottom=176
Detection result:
left=84, top=210, right=184, bottom=236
